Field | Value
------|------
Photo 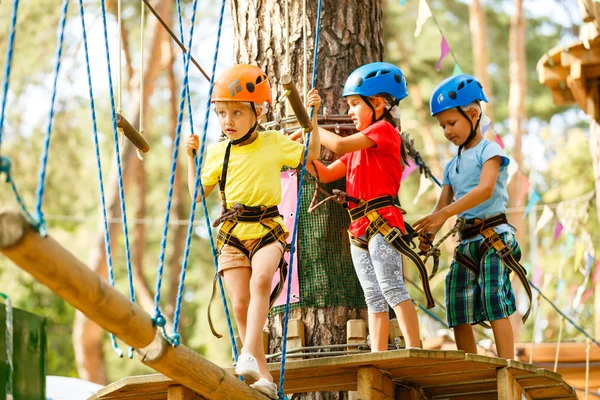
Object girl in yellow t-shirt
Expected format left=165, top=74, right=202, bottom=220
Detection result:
left=185, top=64, right=320, bottom=399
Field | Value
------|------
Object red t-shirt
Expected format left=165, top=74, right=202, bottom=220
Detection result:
left=340, top=120, right=405, bottom=237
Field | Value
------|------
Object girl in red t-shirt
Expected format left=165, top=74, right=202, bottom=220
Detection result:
left=299, top=62, right=421, bottom=351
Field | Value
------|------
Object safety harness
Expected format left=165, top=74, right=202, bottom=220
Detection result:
left=453, top=213, right=532, bottom=323
left=345, top=195, right=436, bottom=310
left=207, top=130, right=290, bottom=338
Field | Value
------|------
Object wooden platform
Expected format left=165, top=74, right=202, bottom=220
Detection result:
left=90, top=349, right=579, bottom=400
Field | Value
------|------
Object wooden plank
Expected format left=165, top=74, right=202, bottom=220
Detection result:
left=506, top=359, right=539, bottom=377
left=497, top=368, right=531, bottom=400
left=430, top=392, right=498, bottom=400
left=89, top=374, right=171, bottom=399
left=561, top=44, right=600, bottom=66
left=395, top=385, right=422, bottom=400
left=168, top=385, right=205, bottom=400
left=402, top=369, right=497, bottom=387
left=551, top=88, right=575, bottom=106
left=357, top=367, right=394, bottom=400
left=524, top=383, right=574, bottom=398
left=280, top=372, right=357, bottom=393
left=421, top=378, right=498, bottom=397
left=538, top=65, right=570, bottom=84
left=516, top=342, right=600, bottom=363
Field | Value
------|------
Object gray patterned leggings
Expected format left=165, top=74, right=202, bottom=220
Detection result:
left=350, top=233, right=411, bottom=314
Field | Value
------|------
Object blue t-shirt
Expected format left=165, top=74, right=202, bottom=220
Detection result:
left=443, top=139, right=514, bottom=242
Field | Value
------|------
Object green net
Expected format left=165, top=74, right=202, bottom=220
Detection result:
left=271, top=177, right=367, bottom=315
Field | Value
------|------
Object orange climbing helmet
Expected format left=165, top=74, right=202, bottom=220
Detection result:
left=211, top=64, right=272, bottom=105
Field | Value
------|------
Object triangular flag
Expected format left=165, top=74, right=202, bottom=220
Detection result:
left=532, top=268, right=543, bottom=287
left=553, top=221, right=563, bottom=242
left=507, top=157, right=518, bottom=184
left=414, top=0, right=432, bottom=37
left=494, top=133, right=505, bottom=149
left=401, top=158, right=418, bottom=181
left=563, top=233, right=575, bottom=257
left=400, top=0, right=406, bottom=5
left=581, top=288, right=594, bottom=305
left=523, top=189, right=541, bottom=218
left=452, top=63, right=463, bottom=76
left=574, top=242, right=585, bottom=271
left=535, top=205, right=554, bottom=234
left=413, top=173, right=433, bottom=204
left=437, top=36, right=451, bottom=71
left=572, top=285, right=585, bottom=309
left=556, top=279, right=565, bottom=302
left=516, top=173, right=530, bottom=207
left=593, top=260, right=600, bottom=285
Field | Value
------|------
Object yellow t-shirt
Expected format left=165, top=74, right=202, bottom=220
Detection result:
left=201, top=130, right=304, bottom=240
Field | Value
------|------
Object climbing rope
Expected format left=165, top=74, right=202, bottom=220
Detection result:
left=554, top=315, right=565, bottom=373
left=78, top=0, right=121, bottom=357
left=0, top=0, right=20, bottom=156
left=1, top=293, right=13, bottom=400
left=151, top=0, right=201, bottom=344
left=529, top=292, right=542, bottom=364
left=279, top=0, right=323, bottom=397
left=1, top=157, right=37, bottom=226
left=182, top=0, right=238, bottom=358
left=99, top=0, right=136, bottom=357
left=34, top=0, right=69, bottom=237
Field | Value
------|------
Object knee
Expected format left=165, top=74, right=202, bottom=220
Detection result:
left=363, top=288, right=388, bottom=314
left=380, top=277, right=410, bottom=307
left=231, top=297, right=250, bottom=317
left=250, top=270, right=274, bottom=293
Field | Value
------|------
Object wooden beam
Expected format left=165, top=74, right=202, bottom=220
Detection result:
left=167, top=385, right=205, bottom=400
left=0, top=210, right=266, bottom=400
left=561, top=45, right=600, bottom=67
left=551, top=88, right=576, bottom=106
left=538, top=65, right=570, bottom=85
left=357, top=366, right=395, bottom=400
left=497, top=368, right=531, bottom=400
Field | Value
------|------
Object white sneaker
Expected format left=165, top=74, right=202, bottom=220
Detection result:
left=250, top=378, right=278, bottom=399
left=235, top=353, right=260, bottom=381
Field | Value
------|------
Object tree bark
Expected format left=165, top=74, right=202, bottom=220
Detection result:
left=507, top=0, right=527, bottom=342
left=468, top=0, right=495, bottom=132
left=73, top=0, right=172, bottom=384
left=231, top=1, right=383, bottom=398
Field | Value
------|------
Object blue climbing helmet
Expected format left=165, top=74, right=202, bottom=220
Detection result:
left=342, top=62, right=408, bottom=101
left=429, top=74, right=488, bottom=116
left=430, top=74, right=489, bottom=172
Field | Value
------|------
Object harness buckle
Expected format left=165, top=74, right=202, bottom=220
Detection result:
left=384, top=227, right=403, bottom=243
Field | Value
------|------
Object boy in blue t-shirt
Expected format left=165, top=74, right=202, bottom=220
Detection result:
left=414, top=74, right=531, bottom=359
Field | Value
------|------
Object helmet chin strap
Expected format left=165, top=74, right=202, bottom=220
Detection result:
left=226, top=103, right=259, bottom=145
left=360, top=95, right=386, bottom=125
left=455, top=107, right=482, bottom=173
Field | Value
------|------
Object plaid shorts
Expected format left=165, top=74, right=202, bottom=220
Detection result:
left=446, top=232, right=520, bottom=327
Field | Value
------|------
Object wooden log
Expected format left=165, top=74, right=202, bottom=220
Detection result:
left=116, top=113, right=150, bottom=153
left=286, top=318, right=305, bottom=358
left=0, top=210, right=266, bottom=400
left=167, top=385, right=206, bottom=400
left=281, top=74, right=312, bottom=131
left=357, top=366, right=394, bottom=400
left=497, top=368, right=531, bottom=400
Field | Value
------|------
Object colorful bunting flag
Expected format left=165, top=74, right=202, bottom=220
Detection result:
left=516, top=173, right=530, bottom=207
left=507, top=156, right=518, bottom=184
left=581, top=289, right=594, bottom=305
left=400, top=0, right=406, bottom=5
left=553, top=221, right=563, bottom=242
left=437, top=36, right=451, bottom=71
left=563, top=233, right=575, bottom=258
left=494, top=133, right=505, bottom=149
left=414, top=0, right=432, bottom=37
left=532, top=268, right=543, bottom=287
left=523, top=189, right=541, bottom=218
left=535, top=205, right=554, bottom=234
left=574, top=242, right=585, bottom=271
left=452, top=63, right=463, bottom=76
left=593, top=260, right=600, bottom=285
left=413, top=173, right=433, bottom=204
left=402, top=158, right=418, bottom=181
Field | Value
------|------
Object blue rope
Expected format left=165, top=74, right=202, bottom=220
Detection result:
left=278, top=0, right=323, bottom=397
left=99, top=0, right=136, bottom=357
left=78, top=0, right=121, bottom=358
left=34, top=0, right=69, bottom=237
left=176, top=0, right=238, bottom=359
left=152, top=0, right=200, bottom=336
left=1, top=156, right=37, bottom=226
left=0, top=0, right=20, bottom=154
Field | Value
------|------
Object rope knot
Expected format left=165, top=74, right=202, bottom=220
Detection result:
left=0, top=156, right=12, bottom=183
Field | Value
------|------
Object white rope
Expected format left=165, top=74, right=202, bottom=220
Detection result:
left=303, top=0, right=308, bottom=103
left=553, top=316, right=565, bottom=373
left=529, top=293, right=542, bottom=364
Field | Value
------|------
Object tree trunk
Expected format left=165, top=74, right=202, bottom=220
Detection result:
left=231, top=1, right=382, bottom=398
left=72, top=0, right=172, bottom=384
left=507, top=0, right=527, bottom=342
left=468, top=0, right=495, bottom=133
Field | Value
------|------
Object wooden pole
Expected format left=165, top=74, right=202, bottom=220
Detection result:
left=0, top=210, right=266, bottom=400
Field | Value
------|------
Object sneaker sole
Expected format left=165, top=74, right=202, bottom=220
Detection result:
left=235, top=366, right=260, bottom=382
